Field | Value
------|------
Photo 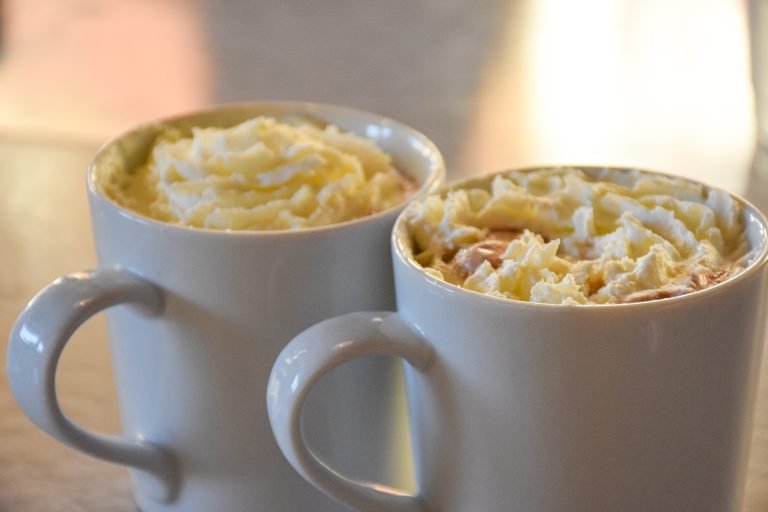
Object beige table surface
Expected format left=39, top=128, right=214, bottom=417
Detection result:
left=1, top=0, right=767, bottom=510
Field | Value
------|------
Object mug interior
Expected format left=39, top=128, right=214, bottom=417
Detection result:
left=88, top=101, right=446, bottom=234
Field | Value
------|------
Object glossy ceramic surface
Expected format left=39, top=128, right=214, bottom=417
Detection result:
left=6, top=102, right=445, bottom=512
left=268, top=168, right=768, bottom=512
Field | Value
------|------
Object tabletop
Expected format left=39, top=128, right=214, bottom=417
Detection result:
left=1, top=0, right=767, bottom=511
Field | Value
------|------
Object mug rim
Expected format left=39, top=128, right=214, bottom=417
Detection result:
left=86, top=100, right=446, bottom=238
left=392, top=165, right=768, bottom=310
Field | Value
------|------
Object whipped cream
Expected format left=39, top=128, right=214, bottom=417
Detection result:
left=102, top=116, right=415, bottom=230
left=404, top=168, right=752, bottom=305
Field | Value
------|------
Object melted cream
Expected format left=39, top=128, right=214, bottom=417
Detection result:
left=405, top=168, right=752, bottom=305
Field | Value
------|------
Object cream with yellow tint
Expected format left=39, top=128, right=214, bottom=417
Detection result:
left=103, top=116, right=415, bottom=230
left=405, top=168, right=753, bottom=305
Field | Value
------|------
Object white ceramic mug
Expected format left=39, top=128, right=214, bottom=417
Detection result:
left=268, top=168, right=768, bottom=512
left=6, top=102, right=444, bottom=512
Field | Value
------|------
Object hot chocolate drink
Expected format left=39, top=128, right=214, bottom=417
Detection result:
left=7, top=102, right=446, bottom=512
left=403, top=167, right=754, bottom=304
left=100, top=115, right=416, bottom=230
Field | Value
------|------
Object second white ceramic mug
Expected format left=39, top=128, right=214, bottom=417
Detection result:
left=268, top=168, right=768, bottom=512
left=6, top=102, right=444, bottom=512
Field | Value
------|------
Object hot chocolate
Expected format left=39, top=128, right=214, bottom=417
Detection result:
left=404, top=167, right=754, bottom=304
left=100, top=116, right=416, bottom=230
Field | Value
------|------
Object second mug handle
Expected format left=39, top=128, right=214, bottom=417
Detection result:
left=267, top=311, right=434, bottom=512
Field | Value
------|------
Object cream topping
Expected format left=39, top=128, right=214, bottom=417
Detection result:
left=404, top=168, right=752, bottom=305
left=102, top=116, right=415, bottom=230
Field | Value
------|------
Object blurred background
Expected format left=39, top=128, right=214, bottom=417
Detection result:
left=1, top=0, right=767, bottom=510
left=0, top=0, right=758, bottom=189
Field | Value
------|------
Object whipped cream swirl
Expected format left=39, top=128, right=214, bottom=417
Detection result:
left=103, top=116, right=414, bottom=230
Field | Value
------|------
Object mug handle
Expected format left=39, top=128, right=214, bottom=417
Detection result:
left=267, top=311, right=433, bottom=512
left=6, top=268, right=178, bottom=503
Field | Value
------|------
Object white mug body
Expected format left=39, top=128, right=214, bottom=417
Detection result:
left=266, top=167, right=768, bottom=512
left=8, top=102, right=445, bottom=512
